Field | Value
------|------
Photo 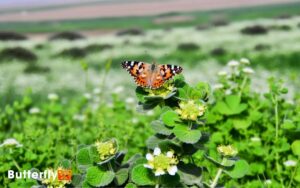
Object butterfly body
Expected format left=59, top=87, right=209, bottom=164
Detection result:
left=122, top=61, right=182, bottom=89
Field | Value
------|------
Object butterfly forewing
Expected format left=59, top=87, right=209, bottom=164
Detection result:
left=122, top=61, right=183, bottom=89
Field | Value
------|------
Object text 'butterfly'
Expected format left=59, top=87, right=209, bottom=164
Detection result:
left=122, top=61, right=183, bottom=89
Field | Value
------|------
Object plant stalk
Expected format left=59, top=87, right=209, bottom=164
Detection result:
left=210, top=158, right=227, bottom=188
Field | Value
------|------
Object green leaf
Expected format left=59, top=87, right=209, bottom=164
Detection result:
left=177, top=162, right=202, bottom=186
left=281, top=120, right=296, bottom=130
left=146, top=135, right=165, bottom=149
left=160, top=174, right=180, bottom=187
left=291, top=140, right=300, bottom=156
left=115, top=168, right=129, bottom=186
left=225, top=160, right=249, bottom=179
left=151, top=120, right=173, bottom=135
left=161, top=111, right=180, bottom=127
left=77, top=147, right=92, bottom=167
left=86, top=166, right=115, bottom=187
left=60, top=159, right=71, bottom=169
left=232, top=118, right=252, bottom=130
left=125, top=183, right=138, bottom=188
left=131, top=164, right=155, bottom=186
left=89, top=146, right=101, bottom=163
left=215, top=95, right=247, bottom=115
left=71, top=174, right=83, bottom=186
left=173, top=124, right=201, bottom=144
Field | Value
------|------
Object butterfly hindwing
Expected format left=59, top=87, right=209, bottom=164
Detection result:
left=160, top=64, right=183, bottom=81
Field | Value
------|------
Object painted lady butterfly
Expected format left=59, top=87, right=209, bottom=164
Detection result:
left=122, top=61, right=183, bottom=89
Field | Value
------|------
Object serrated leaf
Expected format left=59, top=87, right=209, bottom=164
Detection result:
left=173, top=124, right=201, bottom=144
left=115, top=168, right=129, bottom=186
left=71, top=174, right=83, bottom=186
left=125, top=183, right=138, bottom=188
left=86, top=166, right=115, bottom=187
left=131, top=164, right=155, bottom=186
left=215, top=95, right=247, bottom=115
left=151, top=120, right=173, bottom=135
left=77, top=147, right=92, bottom=167
left=177, top=162, right=202, bottom=186
left=89, top=146, right=101, bottom=163
left=161, top=111, right=180, bottom=127
left=225, top=160, right=249, bottom=179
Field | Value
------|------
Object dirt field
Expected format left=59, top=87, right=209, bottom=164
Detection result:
left=0, top=0, right=297, bottom=22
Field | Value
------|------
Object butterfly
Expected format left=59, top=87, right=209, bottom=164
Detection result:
left=121, top=61, right=183, bottom=89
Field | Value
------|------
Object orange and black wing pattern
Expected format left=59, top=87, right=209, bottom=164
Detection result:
left=122, top=61, right=148, bottom=88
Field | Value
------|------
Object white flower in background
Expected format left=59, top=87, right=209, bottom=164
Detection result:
left=48, top=93, right=59, bottom=101
left=144, top=147, right=178, bottom=176
left=84, top=93, right=92, bottom=99
left=225, top=89, right=232, bottom=95
left=240, top=58, right=250, bottom=64
left=113, top=86, right=124, bottom=94
left=227, top=60, right=239, bottom=67
left=0, top=138, right=23, bottom=148
left=213, top=84, right=224, bottom=90
left=283, top=160, right=297, bottom=167
left=146, top=110, right=154, bottom=116
left=264, top=179, right=272, bottom=185
left=73, top=114, right=85, bottom=122
left=250, top=137, right=261, bottom=142
left=29, top=107, right=40, bottom=114
left=93, top=88, right=101, bottom=95
left=125, top=97, right=135, bottom=104
left=132, top=118, right=139, bottom=124
left=242, top=67, right=255, bottom=74
left=217, top=70, right=228, bottom=76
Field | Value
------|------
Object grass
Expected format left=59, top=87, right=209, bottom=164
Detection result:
left=0, top=2, right=300, bottom=33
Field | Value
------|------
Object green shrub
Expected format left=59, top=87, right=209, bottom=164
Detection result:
left=0, top=31, right=27, bottom=41
left=0, top=47, right=37, bottom=63
left=49, top=32, right=85, bottom=41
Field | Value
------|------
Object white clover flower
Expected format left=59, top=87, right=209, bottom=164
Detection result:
left=225, top=89, right=232, bottom=95
left=240, top=58, right=250, bottom=64
left=153, top=147, right=161, bottom=156
left=283, top=160, right=297, bottom=167
left=113, top=86, right=124, bottom=94
left=144, top=147, right=178, bottom=176
left=227, top=60, right=239, bottom=67
left=213, top=84, right=224, bottom=90
left=48, top=93, right=59, bottom=101
left=84, top=93, right=92, bottom=99
left=242, top=67, right=255, bottom=74
left=29, top=107, right=40, bottom=114
left=125, top=97, right=135, bottom=104
left=264, top=179, right=272, bottom=185
left=167, top=165, right=178, bottom=176
left=217, top=145, right=238, bottom=157
left=0, top=138, right=23, bottom=148
left=250, top=137, right=261, bottom=142
left=93, top=88, right=101, bottom=95
left=217, top=70, right=228, bottom=76
left=73, top=114, right=85, bottom=122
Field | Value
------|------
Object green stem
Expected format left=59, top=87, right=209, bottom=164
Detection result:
left=210, top=158, right=227, bottom=188
left=12, top=158, right=21, bottom=171
left=155, top=176, right=160, bottom=188
left=238, top=76, right=248, bottom=98
left=287, top=157, right=300, bottom=188
left=274, top=95, right=279, bottom=140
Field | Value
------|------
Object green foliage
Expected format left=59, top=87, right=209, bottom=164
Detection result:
left=131, top=165, right=155, bottom=186
left=86, top=166, right=115, bottom=187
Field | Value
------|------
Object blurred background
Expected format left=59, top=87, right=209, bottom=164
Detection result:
left=0, top=0, right=300, bottom=104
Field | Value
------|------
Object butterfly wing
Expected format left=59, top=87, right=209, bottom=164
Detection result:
left=151, top=64, right=183, bottom=89
left=121, top=61, right=149, bottom=88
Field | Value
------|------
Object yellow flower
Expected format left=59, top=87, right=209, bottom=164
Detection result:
left=144, top=147, right=178, bottom=176
left=95, top=139, right=117, bottom=161
left=217, top=145, right=238, bottom=157
left=41, top=168, right=70, bottom=188
left=145, top=82, right=174, bottom=98
left=176, top=100, right=206, bottom=121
